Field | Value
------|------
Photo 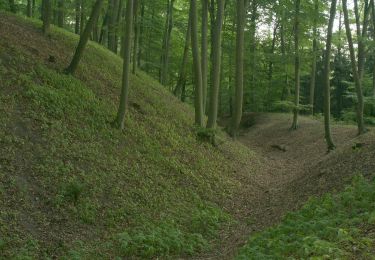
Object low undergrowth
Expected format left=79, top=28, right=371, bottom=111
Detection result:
left=237, top=175, right=375, bottom=259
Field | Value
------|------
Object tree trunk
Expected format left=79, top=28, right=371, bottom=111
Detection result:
left=309, top=0, right=318, bottom=114
left=113, top=0, right=134, bottom=129
left=280, top=10, right=290, bottom=101
left=207, top=0, right=225, bottom=129
left=357, top=0, right=371, bottom=81
left=160, top=0, right=175, bottom=86
left=138, top=1, right=145, bottom=67
left=132, top=0, right=140, bottom=74
left=248, top=0, right=257, bottom=109
left=266, top=20, right=278, bottom=109
left=174, top=16, right=191, bottom=99
left=372, top=0, right=375, bottom=97
left=190, top=0, right=204, bottom=127
left=57, top=0, right=64, bottom=28
left=42, top=0, right=52, bottom=35
left=323, top=0, right=337, bottom=151
left=75, top=0, right=81, bottom=34
left=201, top=0, right=209, bottom=114
left=230, top=0, right=245, bottom=137
left=342, top=0, right=366, bottom=134
left=65, top=0, right=104, bottom=75
left=8, top=0, right=16, bottom=13
left=27, top=0, right=32, bottom=17
left=291, top=0, right=300, bottom=130
left=108, top=0, right=120, bottom=52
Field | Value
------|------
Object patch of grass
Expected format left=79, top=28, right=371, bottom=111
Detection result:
left=237, top=175, right=375, bottom=259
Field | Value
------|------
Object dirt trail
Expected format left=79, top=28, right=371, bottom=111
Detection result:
left=200, top=113, right=373, bottom=259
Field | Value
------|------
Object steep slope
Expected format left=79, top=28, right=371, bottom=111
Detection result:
left=0, top=13, right=261, bottom=259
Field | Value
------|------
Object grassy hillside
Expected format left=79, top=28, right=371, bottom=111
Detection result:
left=0, top=13, right=259, bottom=259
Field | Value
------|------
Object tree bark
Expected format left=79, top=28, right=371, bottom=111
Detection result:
left=108, top=0, right=120, bottom=52
left=114, top=0, right=134, bottom=129
left=291, top=0, right=300, bottom=130
left=230, top=0, right=245, bottom=137
left=342, top=0, right=366, bottom=134
left=8, top=0, right=16, bottom=13
left=280, top=9, right=290, bottom=101
left=174, top=15, right=191, bottom=99
left=42, top=0, right=52, bottom=35
left=309, top=0, right=318, bottom=114
left=201, top=0, right=209, bottom=114
left=323, top=0, right=337, bottom=151
left=160, top=0, right=175, bottom=86
left=65, top=0, right=104, bottom=75
left=75, top=0, right=81, bottom=34
left=27, top=0, right=32, bottom=17
left=57, top=0, right=64, bottom=28
left=190, top=0, right=204, bottom=127
left=132, top=0, right=140, bottom=74
left=207, top=0, right=225, bottom=129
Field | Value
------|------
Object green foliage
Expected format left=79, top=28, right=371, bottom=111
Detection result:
left=237, top=175, right=375, bottom=259
left=117, top=222, right=207, bottom=258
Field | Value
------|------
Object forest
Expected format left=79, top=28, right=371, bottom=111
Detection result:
left=1, top=0, right=375, bottom=259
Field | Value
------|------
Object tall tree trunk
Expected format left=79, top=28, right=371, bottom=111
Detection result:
left=356, top=0, right=371, bottom=81
left=160, top=0, right=175, bottom=86
left=291, top=0, right=300, bottom=130
left=190, top=0, right=204, bottom=127
left=80, top=2, right=86, bottom=34
left=248, top=0, right=257, bottom=110
left=174, top=16, right=191, bottom=99
left=309, top=0, right=318, bottom=114
left=230, top=0, right=245, bottom=137
left=57, top=0, right=64, bottom=27
left=113, top=0, right=134, bottom=129
left=42, top=0, right=52, bottom=35
left=75, top=0, right=81, bottom=34
left=323, top=0, right=337, bottom=151
left=27, top=0, right=32, bottom=17
left=372, top=0, right=375, bottom=97
left=138, top=1, right=145, bottom=67
left=201, top=0, right=209, bottom=114
left=207, top=0, right=225, bottom=129
left=32, top=0, right=36, bottom=17
left=280, top=10, right=290, bottom=101
left=65, top=0, right=104, bottom=75
left=132, top=0, right=140, bottom=74
left=108, top=0, right=120, bottom=52
left=8, top=0, right=16, bottom=13
left=342, top=0, right=366, bottom=134
left=266, top=20, right=278, bottom=109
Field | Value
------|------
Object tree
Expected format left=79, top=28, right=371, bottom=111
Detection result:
left=291, top=0, right=300, bottom=130
left=174, top=16, right=191, bottom=99
left=42, top=0, right=52, bottom=35
left=57, top=0, right=65, bottom=28
left=160, top=0, right=175, bottom=86
left=309, top=0, right=318, bottom=114
left=207, top=0, right=225, bottom=129
left=323, top=0, right=337, bottom=151
left=342, top=0, right=366, bottom=135
left=230, top=0, right=246, bottom=137
left=132, top=0, right=140, bottom=74
left=113, top=0, right=134, bottom=129
left=65, top=0, right=105, bottom=75
left=8, top=0, right=16, bottom=13
left=201, top=0, right=209, bottom=113
left=190, top=0, right=204, bottom=127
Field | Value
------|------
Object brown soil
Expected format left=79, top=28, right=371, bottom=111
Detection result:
left=198, top=113, right=375, bottom=259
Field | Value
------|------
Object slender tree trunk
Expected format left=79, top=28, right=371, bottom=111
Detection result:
left=207, top=0, right=225, bottom=129
left=323, top=0, right=337, bottom=151
left=174, top=16, right=191, bottom=99
left=42, top=0, right=52, bottom=35
left=80, top=2, right=86, bottom=34
left=342, top=0, right=366, bottom=134
left=27, top=0, right=32, bottom=17
left=201, top=0, right=209, bottom=114
left=190, top=0, right=204, bottom=127
left=8, top=0, right=16, bottom=13
left=291, top=0, right=300, bottom=130
left=230, top=0, right=245, bottom=137
left=266, top=21, right=278, bottom=109
left=108, top=0, right=120, bottom=52
left=65, top=0, right=104, bottom=75
left=357, top=0, right=371, bottom=81
left=309, top=0, right=318, bottom=114
left=280, top=11, right=290, bottom=101
left=160, top=0, right=175, bottom=86
left=249, top=0, right=257, bottom=110
left=138, top=2, right=145, bottom=67
left=132, top=0, right=140, bottom=74
left=32, top=0, right=36, bottom=17
left=114, top=0, right=134, bottom=129
left=75, top=0, right=81, bottom=34
left=57, top=0, right=64, bottom=27
left=372, top=0, right=375, bottom=97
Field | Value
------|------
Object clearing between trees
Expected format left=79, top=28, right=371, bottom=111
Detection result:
left=1, top=13, right=375, bottom=259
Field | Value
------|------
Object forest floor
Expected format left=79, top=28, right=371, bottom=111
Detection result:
left=203, top=113, right=375, bottom=259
